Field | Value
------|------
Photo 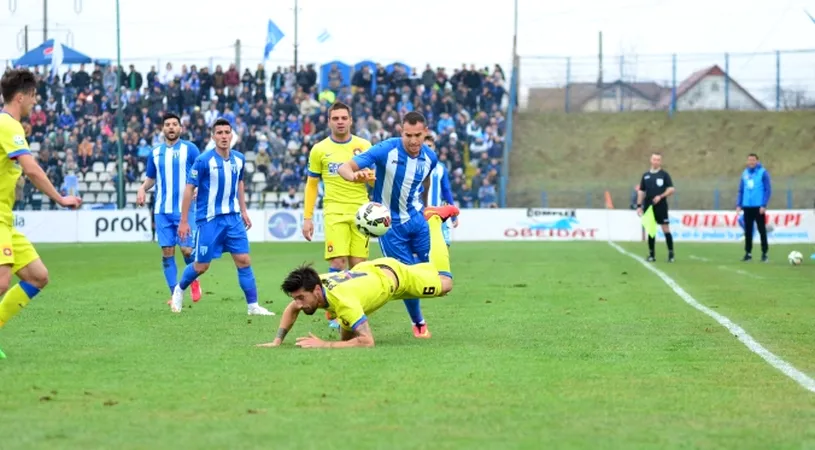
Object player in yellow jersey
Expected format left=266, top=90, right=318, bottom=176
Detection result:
left=302, top=102, right=374, bottom=328
left=0, top=69, right=82, bottom=359
left=257, top=205, right=459, bottom=349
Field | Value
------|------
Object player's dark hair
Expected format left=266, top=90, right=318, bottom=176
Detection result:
left=0, top=68, right=37, bottom=103
left=281, top=264, right=322, bottom=294
left=748, top=153, right=759, bottom=159
left=328, top=101, right=351, bottom=117
left=402, top=111, right=426, bottom=126
left=162, top=113, right=181, bottom=125
left=211, top=118, right=232, bottom=132
left=423, top=135, right=435, bottom=144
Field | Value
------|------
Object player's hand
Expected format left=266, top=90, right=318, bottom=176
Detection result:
left=136, top=188, right=146, bottom=207
left=242, top=211, right=252, bottom=230
left=256, top=339, right=282, bottom=348
left=636, top=207, right=643, bottom=217
left=736, top=206, right=742, bottom=214
left=192, top=189, right=198, bottom=201
left=452, top=216, right=459, bottom=228
left=295, top=332, right=327, bottom=349
left=178, top=221, right=191, bottom=238
left=759, top=207, right=766, bottom=215
left=58, top=195, right=82, bottom=209
left=302, top=219, right=314, bottom=241
left=652, top=195, right=661, bottom=204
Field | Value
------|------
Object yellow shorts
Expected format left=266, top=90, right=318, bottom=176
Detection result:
left=364, top=257, right=443, bottom=300
left=324, top=213, right=369, bottom=261
left=0, top=225, right=40, bottom=273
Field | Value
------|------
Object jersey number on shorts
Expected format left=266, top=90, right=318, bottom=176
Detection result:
left=422, top=286, right=436, bottom=295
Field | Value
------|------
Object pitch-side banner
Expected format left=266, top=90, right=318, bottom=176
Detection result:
left=660, top=209, right=815, bottom=243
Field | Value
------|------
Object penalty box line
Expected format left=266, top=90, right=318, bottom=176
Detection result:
left=607, top=241, right=815, bottom=394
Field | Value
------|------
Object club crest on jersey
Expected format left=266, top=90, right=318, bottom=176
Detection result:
left=353, top=148, right=362, bottom=156
left=656, top=178, right=663, bottom=187
left=2, top=247, right=11, bottom=257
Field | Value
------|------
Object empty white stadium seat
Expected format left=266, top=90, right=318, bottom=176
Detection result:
left=84, top=172, right=98, bottom=182
left=92, top=162, right=105, bottom=173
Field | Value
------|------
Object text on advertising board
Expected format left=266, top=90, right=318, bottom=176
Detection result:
left=504, top=209, right=599, bottom=239
left=681, top=212, right=802, bottom=228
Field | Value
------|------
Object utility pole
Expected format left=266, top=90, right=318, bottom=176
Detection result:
left=43, top=0, right=48, bottom=41
left=293, top=0, right=299, bottom=69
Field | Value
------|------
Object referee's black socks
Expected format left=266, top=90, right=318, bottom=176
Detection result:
left=648, top=233, right=674, bottom=256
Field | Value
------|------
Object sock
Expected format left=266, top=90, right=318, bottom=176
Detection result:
left=427, top=215, right=451, bottom=274
left=162, top=256, right=177, bottom=294
left=0, top=281, right=40, bottom=327
left=178, top=263, right=200, bottom=291
left=403, top=299, right=424, bottom=325
left=665, top=233, right=674, bottom=252
left=648, top=236, right=656, bottom=255
left=237, top=266, right=258, bottom=305
left=183, top=253, right=195, bottom=266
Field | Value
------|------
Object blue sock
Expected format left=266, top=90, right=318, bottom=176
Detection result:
left=162, top=256, right=177, bottom=294
left=19, top=280, right=41, bottom=299
left=403, top=299, right=424, bottom=325
left=178, top=263, right=199, bottom=290
left=183, top=253, right=195, bottom=265
left=237, top=266, right=258, bottom=305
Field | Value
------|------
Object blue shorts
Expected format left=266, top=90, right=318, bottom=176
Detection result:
left=379, top=214, right=430, bottom=265
left=156, top=212, right=196, bottom=248
left=193, top=213, right=250, bottom=264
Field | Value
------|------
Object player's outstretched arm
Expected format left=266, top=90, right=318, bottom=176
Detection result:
left=257, top=301, right=300, bottom=347
left=296, top=321, right=375, bottom=349
left=16, top=154, right=78, bottom=207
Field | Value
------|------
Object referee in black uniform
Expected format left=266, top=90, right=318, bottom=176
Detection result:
left=636, top=152, right=676, bottom=262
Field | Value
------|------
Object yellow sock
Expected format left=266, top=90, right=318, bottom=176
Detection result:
left=428, top=216, right=451, bottom=274
left=0, top=283, right=34, bottom=327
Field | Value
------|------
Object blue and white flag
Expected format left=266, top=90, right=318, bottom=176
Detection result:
left=264, top=19, right=285, bottom=60
left=317, top=29, right=331, bottom=43
left=50, top=37, right=64, bottom=79
left=806, top=9, right=815, bottom=24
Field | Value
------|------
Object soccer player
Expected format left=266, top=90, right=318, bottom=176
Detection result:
left=736, top=153, right=771, bottom=262
left=636, top=152, right=676, bottom=262
left=424, top=136, right=457, bottom=245
left=258, top=205, right=459, bottom=349
left=0, top=69, right=82, bottom=358
left=137, top=113, right=203, bottom=303
left=304, top=102, right=373, bottom=329
left=170, top=118, right=273, bottom=316
left=303, top=102, right=372, bottom=270
left=337, top=111, right=438, bottom=338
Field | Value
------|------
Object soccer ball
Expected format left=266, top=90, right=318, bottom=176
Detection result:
left=788, top=251, right=803, bottom=265
left=355, top=202, right=391, bottom=237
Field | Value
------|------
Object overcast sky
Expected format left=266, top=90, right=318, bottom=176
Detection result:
left=1, top=0, right=814, bottom=102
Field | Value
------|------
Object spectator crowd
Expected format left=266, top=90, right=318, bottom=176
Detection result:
left=2, top=59, right=509, bottom=210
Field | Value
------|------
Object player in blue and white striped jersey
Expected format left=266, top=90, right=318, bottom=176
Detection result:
left=137, top=113, right=204, bottom=303
left=170, top=118, right=273, bottom=316
left=423, top=136, right=457, bottom=245
left=339, top=112, right=451, bottom=339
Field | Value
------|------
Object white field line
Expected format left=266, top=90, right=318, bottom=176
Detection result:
left=716, top=265, right=764, bottom=280
left=688, top=255, right=710, bottom=262
left=608, top=241, right=815, bottom=394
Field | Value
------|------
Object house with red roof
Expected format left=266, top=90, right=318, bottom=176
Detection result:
left=656, top=65, right=765, bottom=111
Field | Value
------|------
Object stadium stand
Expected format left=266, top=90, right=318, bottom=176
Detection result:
left=1, top=61, right=509, bottom=211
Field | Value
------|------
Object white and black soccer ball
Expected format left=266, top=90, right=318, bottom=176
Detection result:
left=355, top=202, right=391, bottom=237
left=788, top=250, right=803, bottom=265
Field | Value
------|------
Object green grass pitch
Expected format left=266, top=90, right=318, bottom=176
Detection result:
left=1, top=241, right=814, bottom=449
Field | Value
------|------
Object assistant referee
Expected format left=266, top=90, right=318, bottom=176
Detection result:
left=636, top=152, right=676, bottom=262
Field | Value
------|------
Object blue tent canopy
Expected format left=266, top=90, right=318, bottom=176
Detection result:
left=353, top=60, right=378, bottom=92
left=14, top=39, right=93, bottom=67
left=319, top=60, right=351, bottom=91
left=385, top=62, right=410, bottom=74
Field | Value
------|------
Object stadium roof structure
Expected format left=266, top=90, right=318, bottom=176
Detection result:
left=13, top=39, right=93, bottom=67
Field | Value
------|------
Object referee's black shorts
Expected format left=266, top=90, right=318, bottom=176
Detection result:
left=645, top=202, right=669, bottom=224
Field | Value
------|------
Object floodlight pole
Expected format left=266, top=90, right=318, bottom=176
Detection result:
left=114, top=0, right=125, bottom=209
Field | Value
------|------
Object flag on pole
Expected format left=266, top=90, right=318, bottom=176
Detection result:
left=264, top=19, right=285, bottom=60
left=50, top=37, right=64, bottom=79
left=806, top=9, right=815, bottom=23
left=641, top=206, right=658, bottom=238
left=317, top=29, right=331, bottom=43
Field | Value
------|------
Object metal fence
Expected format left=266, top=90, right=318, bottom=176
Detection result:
left=518, top=49, right=815, bottom=113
